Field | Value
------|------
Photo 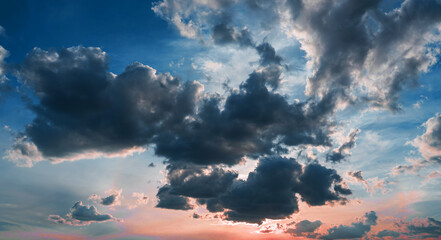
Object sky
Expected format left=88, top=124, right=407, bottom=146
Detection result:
left=1, top=0, right=441, bottom=239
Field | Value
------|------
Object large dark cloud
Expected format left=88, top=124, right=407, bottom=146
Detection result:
left=8, top=46, right=202, bottom=165
left=287, top=0, right=441, bottom=111
left=48, top=201, right=117, bottom=226
left=9, top=45, right=335, bottom=167
left=154, top=64, right=335, bottom=165
left=321, top=211, right=377, bottom=239
left=158, top=156, right=351, bottom=224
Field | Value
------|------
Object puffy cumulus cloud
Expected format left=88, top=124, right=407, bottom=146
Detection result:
left=287, top=0, right=441, bottom=111
left=321, top=211, right=377, bottom=240
left=327, top=129, right=360, bottom=163
left=48, top=201, right=118, bottom=226
left=8, top=44, right=334, bottom=167
left=7, top=46, right=202, bottom=165
left=154, top=63, right=335, bottom=165
left=158, top=156, right=351, bottom=224
left=412, top=114, right=441, bottom=163
left=286, top=219, right=322, bottom=238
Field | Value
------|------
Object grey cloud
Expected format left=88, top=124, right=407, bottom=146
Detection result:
left=165, top=164, right=238, bottom=198
left=101, top=195, right=117, bottom=206
left=10, top=46, right=202, bottom=163
left=326, top=129, right=360, bottom=163
left=375, top=229, right=401, bottom=238
left=286, top=219, right=322, bottom=237
left=48, top=201, right=117, bottom=226
left=156, top=186, right=193, bottom=210
left=407, top=217, right=441, bottom=238
left=158, top=156, right=351, bottom=224
left=321, top=211, right=377, bottom=239
left=288, top=0, right=441, bottom=111
left=348, top=171, right=364, bottom=182
left=412, top=114, right=441, bottom=163
left=212, top=24, right=254, bottom=47
left=154, top=65, right=334, bottom=165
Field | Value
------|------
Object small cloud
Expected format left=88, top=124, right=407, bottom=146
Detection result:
left=48, top=201, right=119, bottom=226
left=89, top=188, right=122, bottom=207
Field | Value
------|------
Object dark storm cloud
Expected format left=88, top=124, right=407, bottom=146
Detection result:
left=295, top=163, right=351, bottom=206
left=10, top=45, right=334, bottom=167
left=48, top=201, right=117, bottom=226
left=326, top=129, right=360, bottom=163
left=156, top=186, right=193, bottom=210
left=11, top=46, right=202, bottom=163
left=321, top=211, right=377, bottom=240
left=158, top=156, right=351, bottom=224
left=286, top=219, right=322, bottom=237
left=154, top=65, right=335, bottom=165
left=288, top=0, right=441, bottom=111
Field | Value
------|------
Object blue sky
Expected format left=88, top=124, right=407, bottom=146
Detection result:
left=1, top=0, right=441, bottom=239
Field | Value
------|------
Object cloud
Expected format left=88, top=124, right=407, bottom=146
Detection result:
left=212, top=24, right=254, bottom=47
left=0, top=45, right=11, bottom=97
left=286, top=219, right=322, bottom=238
left=287, top=0, right=441, bottom=111
left=154, top=64, right=335, bottom=165
left=375, top=229, right=401, bottom=238
left=48, top=201, right=118, bottom=226
left=407, top=217, right=441, bottom=238
left=90, top=189, right=122, bottom=207
left=347, top=171, right=389, bottom=194
left=391, top=158, right=429, bottom=175
left=158, top=156, right=351, bottom=224
left=128, top=192, right=149, bottom=209
left=412, top=114, right=441, bottom=163
left=156, top=186, right=193, bottom=210
left=164, top=164, right=238, bottom=198
left=321, top=211, right=377, bottom=239
left=327, top=129, right=360, bottom=163
left=8, top=46, right=202, bottom=165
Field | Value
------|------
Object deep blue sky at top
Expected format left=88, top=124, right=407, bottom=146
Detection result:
left=0, top=0, right=197, bottom=74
